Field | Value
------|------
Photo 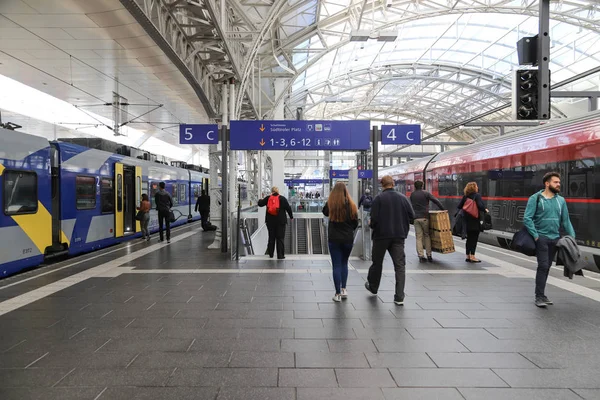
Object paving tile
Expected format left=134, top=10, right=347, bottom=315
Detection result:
left=417, top=302, right=488, bottom=310
left=573, top=389, right=600, bottom=400
left=98, top=338, right=192, bottom=353
left=322, top=318, right=364, bottom=328
left=327, top=339, right=378, bottom=352
left=361, top=318, right=441, bottom=328
left=407, top=328, right=496, bottom=340
left=191, top=339, right=281, bottom=352
left=493, top=368, right=600, bottom=388
left=428, top=352, right=538, bottom=368
left=281, top=339, right=329, bottom=352
left=278, top=368, right=338, bottom=387
left=281, top=319, right=323, bottom=328
left=434, top=318, right=516, bottom=328
left=229, top=351, right=295, bottom=367
left=298, top=388, right=385, bottom=400
left=0, top=387, right=104, bottom=400
left=353, top=328, right=412, bottom=340
left=335, top=368, right=396, bottom=387
left=59, top=368, right=173, bottom=387
left=239, top=328, right=294, bottom=339
left=296, top=352, right=369, bottom=368
left=391, top=310, right=468, bottom=319
left=459, top=339, right=556, bottom=353
left=217, top=387, right=296, bottom=400
left=365, top=353, right=437, bottom=368
left=0, top=368, right=73, bottom=388
left=168, top=368, right=278, bottom=387
left=34, top=352, right=136, bottom=369
left=0, top=352, right=49, bottom=368
left=459, top=388, right=583, bottom=400
left=374, top=339, right=469, bottom=353
left=130, top=351, right=231, bottom=368
left=294, top=327, right=357, bottom=339
left=382, top=388, right=465, bottom=400
left=100, top=387, right=219, bottom=400
left=389, top=368, right=508, bottom=387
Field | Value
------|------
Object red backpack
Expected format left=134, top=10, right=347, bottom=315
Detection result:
left=267, top=195, right=280, bottom=216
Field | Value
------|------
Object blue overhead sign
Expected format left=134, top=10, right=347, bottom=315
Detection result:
left=179, top=124, right=219, bottom=144
left=381, top=124, right=421, bottom=145
left=330, top=170, right=349, bottom=179
left=230, top=120, right=370, bottom=150
left=285, top=179, right=325, bottom=185
left=358, top=170, right=373, bottom=179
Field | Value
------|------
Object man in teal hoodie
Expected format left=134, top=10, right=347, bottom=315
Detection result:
left=523, top=172, right=575, bottom=308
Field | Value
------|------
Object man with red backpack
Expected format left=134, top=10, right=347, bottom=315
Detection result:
left=258, top=187, right=294, bottom=259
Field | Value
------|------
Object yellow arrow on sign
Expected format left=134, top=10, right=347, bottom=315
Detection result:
left=259, top=138, right=266, bottom=146
left=259, top=124, right=265, bottom=132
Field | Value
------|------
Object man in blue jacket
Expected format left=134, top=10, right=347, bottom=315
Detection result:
left=364, top=175, right=415, bottom=305
left=523, top=172, right=575, bottom=308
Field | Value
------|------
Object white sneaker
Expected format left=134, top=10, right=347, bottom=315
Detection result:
left=332, top=294, right=341, bottom=302
left=341, top=288, right=348, bottom=299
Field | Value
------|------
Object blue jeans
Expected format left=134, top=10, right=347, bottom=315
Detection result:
left=535, top=236, right=558, bottom=297
left=329, top=242, right=353, bottom=294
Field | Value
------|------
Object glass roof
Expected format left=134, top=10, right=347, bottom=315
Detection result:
left=255, top=0, right=600, bottom=145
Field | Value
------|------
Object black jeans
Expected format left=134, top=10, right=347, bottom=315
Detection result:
left=367, top=238, right=406, bottom=299
left=267, top=223, right=286, bottom=259
left=535, top=236, right=558, bottom=298
left=466, top=230, right=480, bottom=255
left=200, top=210, right=209, bottom=229
left=158, top=211, right=171, bottom=241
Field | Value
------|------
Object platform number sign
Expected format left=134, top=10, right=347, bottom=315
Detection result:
left=179, top=124, right=219, bottom=144
left=381, top=125, right=421, bottom=145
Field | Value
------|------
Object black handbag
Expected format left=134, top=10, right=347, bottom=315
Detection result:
left=135, top=210, right=145, bottom=221
left=511, top=194, right=540, bottom=256
left=168, top=210, right=176, bottom=223
left=482, top=212, right=492, bottom=231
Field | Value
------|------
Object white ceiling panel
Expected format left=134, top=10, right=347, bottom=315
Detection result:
left=87, top=8, right=136, bottom=28
left=0, top=0, right=211, bottom=165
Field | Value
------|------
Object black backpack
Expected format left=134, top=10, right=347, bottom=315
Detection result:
left=362, top=195, right=373, bottom=209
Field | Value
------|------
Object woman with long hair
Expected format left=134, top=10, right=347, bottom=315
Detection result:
left=323, top=182, right=359, bottom=302
left=457, top=182, right=488, bottom=263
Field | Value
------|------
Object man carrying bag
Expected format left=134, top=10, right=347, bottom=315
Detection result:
left=521, top=172, right=575, bottom=308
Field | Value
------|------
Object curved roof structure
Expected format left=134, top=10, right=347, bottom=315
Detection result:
left=248, top=0, right=600, bottom=144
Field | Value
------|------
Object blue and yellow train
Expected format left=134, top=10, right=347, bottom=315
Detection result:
left=0, top=128, right=209, bottom=278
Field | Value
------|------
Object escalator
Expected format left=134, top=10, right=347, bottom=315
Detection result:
left=296, top=219, right=308, bottom=254
left=310, top=219, right=324, bottom=254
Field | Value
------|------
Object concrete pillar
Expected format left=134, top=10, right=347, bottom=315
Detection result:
left=265, top=79, right=287, bottom=197
left=208, top=83, right=228, bottom=250
left=229, top=80, right=237, bottom=220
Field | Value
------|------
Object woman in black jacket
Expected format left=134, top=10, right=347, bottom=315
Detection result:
left=323, top=182, right=359, bottom=302
left=457, top=182, right=488, bottom=263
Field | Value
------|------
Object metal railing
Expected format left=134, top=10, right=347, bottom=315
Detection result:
left=360, top=207, right=372, bottom=261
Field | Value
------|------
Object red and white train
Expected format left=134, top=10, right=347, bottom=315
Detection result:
left=379, top=111, right=600, bottom=271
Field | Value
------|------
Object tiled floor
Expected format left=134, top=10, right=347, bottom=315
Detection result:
left=1, top=223, right=600, bottom=399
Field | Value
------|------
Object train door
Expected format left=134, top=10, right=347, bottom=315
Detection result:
left=135, top=166, right=142, bottom=233
left=123, top=165, right=136, bottom=235
left=115, top=163, right=124, bottom=237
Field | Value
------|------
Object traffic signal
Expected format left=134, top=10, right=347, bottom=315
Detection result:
left=514, top=69, right=539, bottom=120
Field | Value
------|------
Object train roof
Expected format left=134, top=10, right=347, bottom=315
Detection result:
left=430, top=110, right=600, bottom=169
left=0, top=128, right=50, bottom=162
left=379, top=110, right=600, bottom=178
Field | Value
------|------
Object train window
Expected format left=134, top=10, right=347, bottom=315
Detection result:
left=117, top=174, right=123, bottom=212
left=3, top=170, right=38, bottom=215
left=142, top=181, right=148, bottom=197
left=193, top=184, right=200, bottom=198
left=171, top=184, right=179, bottom=206
left=76, top=176, right=97, bottom=210
left=101, top=178, right=114, bottom=213
left=180, top=184, right=187, bottom=204
left=150, top=182, right=159, bottom=207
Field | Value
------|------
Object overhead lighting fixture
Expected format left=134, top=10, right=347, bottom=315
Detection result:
left=377, top=31, right=398, bottom=42
left=349, top=30, right=370, bottom=42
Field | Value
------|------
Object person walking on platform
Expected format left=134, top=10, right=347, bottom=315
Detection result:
left=195, top=190, right=211, bottom=230
left=410, top=181, right=444, bottom=262
left=155, top=182, right=173, bottom=243
left=323, top=182, right=359, bottom=302
left=358, top=189, right=373, bottom=212
left=138, top=194, right=151, bottom=241
left=365, top=175, right=415, bottom=305
left=523, top=172, right=575, bottom=307
left=457, top=182, right=488, bottom=263
left=258, top=187, right=294, bottom=259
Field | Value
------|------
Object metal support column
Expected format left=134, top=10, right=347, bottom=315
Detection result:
left=221, top=127, right=228, bottom=253
left=372, top=126, right=378, bottom=195
left=538, top=0, right=551, bottom=119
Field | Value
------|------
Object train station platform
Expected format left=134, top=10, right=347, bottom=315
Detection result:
left=1, top=222, right=600, bottom=400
